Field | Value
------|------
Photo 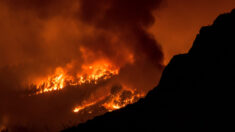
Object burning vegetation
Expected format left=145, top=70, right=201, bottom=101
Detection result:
left=73, top=85, right=144, bottom=113
left=0, top=0, right=163, bottom=131
left=33, top=60, right=119, bottom=95
left=29, top=59, right=143, bottom=113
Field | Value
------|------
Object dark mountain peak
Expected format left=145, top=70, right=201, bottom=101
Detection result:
left=189, top=9, right=235, bottom=58
left=63, top=9, right=235, bottom=132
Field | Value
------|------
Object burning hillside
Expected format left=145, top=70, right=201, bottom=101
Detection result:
left=28, top=59, right=143, bottom=114
left=73, top=85, right=144, bottom=113
left=32, top=60, right=119, bottom=95
left=29, top=59, right=143, bottom=114
left=0, top=0, right=164, bottom=131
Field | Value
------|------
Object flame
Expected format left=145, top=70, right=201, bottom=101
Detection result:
left=73, top=102, right=96, bottom=113
left=35, top=68, right=65, bottom=94
left=33, top=60, right=119, bottom=95
left=75, top=61, right=119, bottom=85
left=31, top=57, right=141, bottom=115
left=72, top=89, right=143, bottom=113
left=102, top=90, right=142, bottom=112
left=73, top=96, right=106, bottom=113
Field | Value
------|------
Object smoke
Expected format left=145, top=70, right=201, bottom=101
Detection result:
left=0, top=0, right=163, bottom=131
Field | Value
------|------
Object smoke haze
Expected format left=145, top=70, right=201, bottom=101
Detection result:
left=0, top=0, right=163, bottom=131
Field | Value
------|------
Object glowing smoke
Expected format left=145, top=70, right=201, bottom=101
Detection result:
left=0, top=0, right=163, bottom=131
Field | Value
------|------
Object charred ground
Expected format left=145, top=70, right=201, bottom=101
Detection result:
left=63, top=9, right=235, bottom=131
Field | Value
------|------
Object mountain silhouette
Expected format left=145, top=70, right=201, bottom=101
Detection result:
left=63, top=9, right=235, bottom=132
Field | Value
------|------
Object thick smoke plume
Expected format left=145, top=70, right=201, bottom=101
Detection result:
left=0, top=0, right=163, bottom=131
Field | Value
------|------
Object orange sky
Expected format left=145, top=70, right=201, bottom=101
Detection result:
left=0, top=1, right=234, bottom=131
left=150, top=0, right=235, bottom=64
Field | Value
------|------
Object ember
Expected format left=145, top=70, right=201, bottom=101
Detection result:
left=0, top=0, right=165, bottom=131
left=72, top=86, right=144, bottom=113
left=33, top=60, right=119, bottom=95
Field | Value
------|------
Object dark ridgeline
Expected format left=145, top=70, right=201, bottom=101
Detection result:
left=63, top=9, right=235, bottom=132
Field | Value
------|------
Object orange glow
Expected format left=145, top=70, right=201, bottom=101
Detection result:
left=73, top=102, right=96, bottom=113
left=34, top=60, right=119, bottom=95
left=150, top=0, right=235, bottom=65
left=73, top=88, right=144, bottom=113
left=76, top=61, right=119, bottom=85
left=35, top=68, right=65, bottom=94
left=73, top=96, right=106, bottom=113
left=102, top=90, right=143, bottom=112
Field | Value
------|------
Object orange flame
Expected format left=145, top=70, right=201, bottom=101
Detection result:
left=35, top=68, right=65, bottom=94
left=33, top=60, right=119, bottom=95
left=31, top=58, right=141, bottom=115
left=73, top=102, right=96, bottom=113
left=102, top=90, right=143, bottom=112
left=73, top=96, right=106, bottom=113
left=72, top=89, right=143, bottom=113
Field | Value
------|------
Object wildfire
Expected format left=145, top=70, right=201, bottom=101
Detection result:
left=33, top=60, right=119, bottom=95
left=73, top=102, right=96, bottom=113
left=73, top=96, right=106, bottom=113
left=72, top=89, right=143, bottom=113
left=31, top=58, right=142, bottom=115
left=102, top=90, right=142, bottom=112
left=35, top=68, right=65, bottom=94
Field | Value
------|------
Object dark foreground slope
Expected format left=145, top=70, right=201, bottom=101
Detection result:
left=63, top=9, right=235, bottom=132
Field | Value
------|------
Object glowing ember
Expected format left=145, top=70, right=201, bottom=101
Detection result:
left=72, top=89, right=143, bottom=113
left=35, top=68, right=65, bottom=94
left=102, top=90, right=142, bottom=112
left=73, top=96, right=107, bottom=113
left=33, top=61, right=119, bottom=95
left=73, top=102, right=96, bottom=113
left=31, top=59, right=142, bottom=115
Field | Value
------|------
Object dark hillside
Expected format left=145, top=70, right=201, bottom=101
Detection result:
left=63, top=9, right=235, bottom=131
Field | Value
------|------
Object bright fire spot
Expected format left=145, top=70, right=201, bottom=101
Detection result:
left=72, top=89, right=143, bottom=113
left=35, top=68, right=65, bottom=94
left=102, top=90, right=142, bottom=112
left=31, top=58, right=142, bottom=115
left=73, top=102, right=96, bottom=113
left=73, top=96, right=107, bottom=113
left=33, top=61, right=119, bottom=95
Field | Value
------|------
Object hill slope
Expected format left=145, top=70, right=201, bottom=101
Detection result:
left=63, top=9, right=235, bottom=131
